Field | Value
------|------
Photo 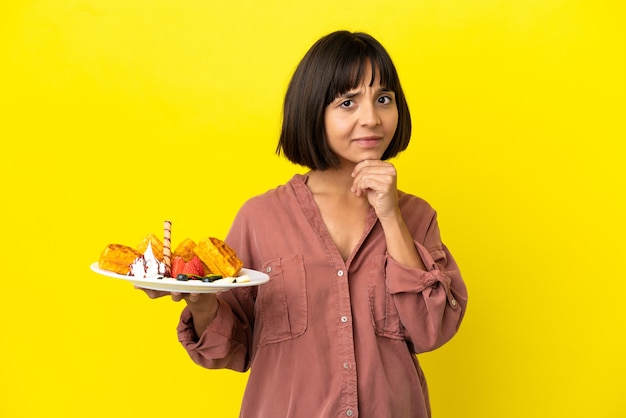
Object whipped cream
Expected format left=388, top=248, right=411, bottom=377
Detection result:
left=128, top=241, right=167, bottom=278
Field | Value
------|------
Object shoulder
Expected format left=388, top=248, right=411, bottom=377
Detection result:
left=237, top=174, right=305, bottom=217
left=397, top=190, right=436, bottom=216
left=397, top=191, right=445, bottom=248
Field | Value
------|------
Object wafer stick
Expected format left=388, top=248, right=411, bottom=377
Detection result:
left=163, top=220, right=172, bottom=275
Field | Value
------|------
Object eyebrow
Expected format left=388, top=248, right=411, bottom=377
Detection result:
left=337, top=87, right=394, bottom=100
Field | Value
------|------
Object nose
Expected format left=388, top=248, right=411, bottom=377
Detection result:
left=359, top=101, right=381, bottom=127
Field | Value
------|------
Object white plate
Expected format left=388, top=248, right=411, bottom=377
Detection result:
left=90, top=262, right=269, bottom=293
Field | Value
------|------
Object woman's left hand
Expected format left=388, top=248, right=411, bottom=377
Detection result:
left=351, top=160, right=400, bottom=220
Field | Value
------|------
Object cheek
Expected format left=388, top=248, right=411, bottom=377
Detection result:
left=325, top=115, right=350, bottom=139
left=387, top=112, right=399, bottom=134
left=323, top=111, right=336, bottom=136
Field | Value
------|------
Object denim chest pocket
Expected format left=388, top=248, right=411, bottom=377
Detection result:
left=257, top=254, right=308, bottom=346
left=367, top=255, right=404, bottom=340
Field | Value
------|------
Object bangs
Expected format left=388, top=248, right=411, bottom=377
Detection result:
left=325, top=44, right=398, bottom=106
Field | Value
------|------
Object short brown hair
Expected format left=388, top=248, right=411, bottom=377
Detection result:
left=276, top=31, right=412, bottom=170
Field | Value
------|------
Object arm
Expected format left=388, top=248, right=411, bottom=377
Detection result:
left=352, top=159, right=424, bottom=269
left=177, top=287, right=256, bottom=371
left=352, top=160, right=467, bottom=352
left=386, top=211, right=467, bottom=353
left=377, top=206, right=427, bottom=271
left=176, top=203, right=259, bottom=372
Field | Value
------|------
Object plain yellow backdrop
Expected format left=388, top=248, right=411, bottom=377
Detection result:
left=1, top=1, right=624, bottom=417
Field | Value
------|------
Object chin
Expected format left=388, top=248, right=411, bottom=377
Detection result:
left=335, top=150, right=385, bottom=166
left=357, top=152, right=385, bottom=162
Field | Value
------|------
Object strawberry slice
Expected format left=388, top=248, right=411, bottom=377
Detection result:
left=170, top=256, right=185, bottom=278
left=182, top=255, right=204, bottom=276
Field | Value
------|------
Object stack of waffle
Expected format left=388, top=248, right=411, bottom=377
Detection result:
left=99, top=234, right=243, bottom=278
left=99, top=244, right=142, bottom=275
left=193, top=237, right=244, bottom=278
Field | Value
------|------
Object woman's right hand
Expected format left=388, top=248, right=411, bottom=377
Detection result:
left=136, top=287, right=219, bottom=336
left=136, top=286, right=212, bottom=304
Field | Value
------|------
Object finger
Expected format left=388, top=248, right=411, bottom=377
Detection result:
left=352, top=172, right=395, bottom=197
left=352, top=162, right=395, bottom=187
left=352, top=172, right=375, bottom=196
left=188, top=292, right=202, bottom=303
left=135, top=286, right=167, bottom=299
left=351, top=161, right=371, bottom=179
left=352, top=159, right=393, bottom=177
left=170, top=292, right=184, bottom=302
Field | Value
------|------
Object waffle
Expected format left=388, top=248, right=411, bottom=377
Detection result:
left=193, top=237, right=243, bottom=277
left=173, top=238, right=198, bottom=262
left=99, top=244, right=141, bottom=275
left=136, top=233, right=164, bottom=260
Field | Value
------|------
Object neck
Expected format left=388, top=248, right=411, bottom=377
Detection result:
left=306, top=165, right=362, bottom=200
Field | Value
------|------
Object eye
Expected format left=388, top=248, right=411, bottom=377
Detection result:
left=378, top=95, right=394, bottom=105
left=339, top=99, right=354, bottom=108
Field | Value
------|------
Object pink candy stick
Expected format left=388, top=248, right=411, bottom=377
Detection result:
left=163, top=220, right=172, bottom=274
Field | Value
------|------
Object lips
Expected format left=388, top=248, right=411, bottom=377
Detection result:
left=352, top=136, right=383, bottom=148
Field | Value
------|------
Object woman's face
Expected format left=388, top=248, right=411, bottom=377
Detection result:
left=324, top=66, right=399, bottom=168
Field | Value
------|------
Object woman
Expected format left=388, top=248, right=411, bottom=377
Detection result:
left=145, top=30, right=467, bottom=418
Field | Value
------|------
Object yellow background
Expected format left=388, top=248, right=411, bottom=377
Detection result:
left=1, top=1, right=624, bottom=417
